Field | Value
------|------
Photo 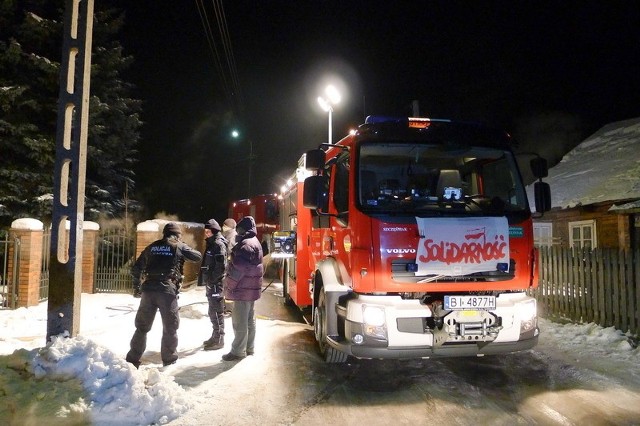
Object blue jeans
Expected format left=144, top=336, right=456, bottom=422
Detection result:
left=230, top=300, right=256, bottom=356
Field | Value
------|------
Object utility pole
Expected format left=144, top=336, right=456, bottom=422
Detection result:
left=248, top=139, right=254, bottom=198
left=47, top=0, right=94, bottom=342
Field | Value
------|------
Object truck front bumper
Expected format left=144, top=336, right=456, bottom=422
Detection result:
left=331, top=292, right=539, bottom=360
left=328, top=329, right=538, bottom=359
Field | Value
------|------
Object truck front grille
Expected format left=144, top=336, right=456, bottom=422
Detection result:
left=390, top=259, right=515, bottom=283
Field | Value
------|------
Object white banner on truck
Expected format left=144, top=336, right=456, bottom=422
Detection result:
left=415, top=216, right=509, bottom=276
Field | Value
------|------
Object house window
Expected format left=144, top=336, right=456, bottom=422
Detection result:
left=569, top=220, right=597, bottom=248
left=533, top=222, right=553, bottom=247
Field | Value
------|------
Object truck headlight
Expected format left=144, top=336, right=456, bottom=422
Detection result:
left=519, top=299, right=537, bottom=333
left=361, top=304, right=387, bottom=340
left=362, top=305, right=385, bottom=327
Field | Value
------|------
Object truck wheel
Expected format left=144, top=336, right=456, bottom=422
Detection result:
left=314, top=290, right=348, bottom=363
left=282, top=260, right=293, bottom=306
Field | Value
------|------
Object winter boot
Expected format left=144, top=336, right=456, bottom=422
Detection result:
left=203, top=335, right=224, bottom=351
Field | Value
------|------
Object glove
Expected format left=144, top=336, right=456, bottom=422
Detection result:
left=133, top=281, right=142, bottom=298
left=167, top=235, right=180, bottom=247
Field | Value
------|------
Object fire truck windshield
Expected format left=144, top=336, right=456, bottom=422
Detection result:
left=357, top=143, right=528, bottom=215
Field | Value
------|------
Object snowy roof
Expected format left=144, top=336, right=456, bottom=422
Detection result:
left=529, top=117, right=640, bottom=210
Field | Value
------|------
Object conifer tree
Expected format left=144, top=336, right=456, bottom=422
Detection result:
left=0, top=0, right=60, bottom=222
left=0, top=0, right=142, bottom=225
left=85, top=6, right=142, bottom=222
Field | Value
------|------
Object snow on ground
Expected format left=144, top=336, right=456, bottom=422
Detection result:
left=0, top=287, right=638, bottom=425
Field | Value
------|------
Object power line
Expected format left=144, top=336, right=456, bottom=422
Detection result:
left=212, top=0, right=243, bottom=110
left=195, top=0, right=232, bottom=103
left=194, top=0, right=243, bottom=115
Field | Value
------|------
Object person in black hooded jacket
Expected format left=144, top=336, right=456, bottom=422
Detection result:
left=198, top=218, right=228, bottom=351
left=126, top=222, right=202, bottom=368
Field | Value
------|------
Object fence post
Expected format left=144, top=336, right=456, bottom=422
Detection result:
left=82, top=221, right=99, bottom=293
left=9, top=219, right=44, bottom=308
left=631, top=250, right=640, bottom=335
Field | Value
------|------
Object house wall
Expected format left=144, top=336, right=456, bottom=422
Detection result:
left=536, top=201, right=631, bottom=249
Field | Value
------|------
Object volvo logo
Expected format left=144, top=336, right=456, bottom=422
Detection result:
left=385, top=248, right=416, bottom=254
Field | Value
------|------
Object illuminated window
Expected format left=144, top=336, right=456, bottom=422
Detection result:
left=568, top=220, right=597, bottom=248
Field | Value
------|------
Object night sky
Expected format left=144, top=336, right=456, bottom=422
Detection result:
left=111, top=1, right=640, bottom=223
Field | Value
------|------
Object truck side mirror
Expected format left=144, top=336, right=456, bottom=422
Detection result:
left=530, top=157, right=548, bottom=179
left=305, top=149, right=325, bottom=171
left=534, top=181, right=551, bottom=212
left=303, top=175, right=328, bottom=209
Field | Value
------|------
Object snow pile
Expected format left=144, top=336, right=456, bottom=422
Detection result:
left=1, top=333, right=190, bottom=425
left=540, top=318, right=636, bottom=358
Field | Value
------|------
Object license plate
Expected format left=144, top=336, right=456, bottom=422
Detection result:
left=444, top=295, right=496, bottom=310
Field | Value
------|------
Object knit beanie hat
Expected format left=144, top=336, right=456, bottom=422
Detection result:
left=163, top=222, right=181, bottom=237
left=204, top=219, right=221, bottom=232
left=223, top=218, right=236, bottom=229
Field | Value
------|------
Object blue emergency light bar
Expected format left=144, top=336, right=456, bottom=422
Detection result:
left=364, top=116, right=452, bottom=126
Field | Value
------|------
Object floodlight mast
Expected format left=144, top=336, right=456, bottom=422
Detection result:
left=317, top=85, right=341, bottom=144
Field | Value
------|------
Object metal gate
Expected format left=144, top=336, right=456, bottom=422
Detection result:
left=40, top=228, right=50, bottom=301
left=94, top=227, right=135, bottom=293
left=0, top=230, right=20, bottom=309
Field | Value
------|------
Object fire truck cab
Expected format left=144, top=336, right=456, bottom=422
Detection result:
left=274, top=116, right=551, bottom=363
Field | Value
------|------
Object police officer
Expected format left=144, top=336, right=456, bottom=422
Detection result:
left=199, top=219, right=228, bottom=350
left=126, top=222, right=202, bottom=368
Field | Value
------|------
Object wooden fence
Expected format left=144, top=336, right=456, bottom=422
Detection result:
left=532, top=246, right=640, bottom=336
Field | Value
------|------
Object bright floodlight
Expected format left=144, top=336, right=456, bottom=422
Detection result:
left=325, top=85, right=341, bottom=104
left=317, top=96, right=331, bottom=112
left=318, top=84, right=342, bottom=144
left=231, top=130, right=240, bottom=138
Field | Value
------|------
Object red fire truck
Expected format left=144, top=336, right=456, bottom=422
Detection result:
left=272, top=116, right=551, bottom=362
left=228, top=194, right=280, bottom=250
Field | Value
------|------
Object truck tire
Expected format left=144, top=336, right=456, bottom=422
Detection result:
left=282, top=260, right=293, bottom=306
left=314, top=290, right=348, bottom=363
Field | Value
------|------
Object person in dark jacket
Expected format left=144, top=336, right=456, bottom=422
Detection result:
left=221, top=218, right=238, bottom=315
left=198, top=219, right=228, bottom=351
left=222, top=216, right=264, bottom=361
left=126, top=222, right=202, bottom=368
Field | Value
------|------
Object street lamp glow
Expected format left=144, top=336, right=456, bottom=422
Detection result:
left=231, top=130, right=239, bottom=138
left=318, top=84, right=341, bottom=144
left=317, top=96, right=331, bottom=112
left=325, top=84, right=341, bottom=104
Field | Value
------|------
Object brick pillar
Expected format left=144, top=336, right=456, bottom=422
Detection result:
left=82, top=221, right=99, bottom=293
left=135, top=220, right=162, bottom=258
left=9, top=218, right=44, bottom=308
left=180, top=222, right=203, bottom=284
